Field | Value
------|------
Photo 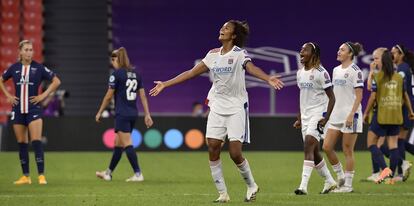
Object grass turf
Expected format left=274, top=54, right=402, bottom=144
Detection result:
left=0, top=151, right=413, bottom=205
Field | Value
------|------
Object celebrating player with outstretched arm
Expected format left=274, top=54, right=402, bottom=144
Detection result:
left=150, top=20, right=283, bottom=203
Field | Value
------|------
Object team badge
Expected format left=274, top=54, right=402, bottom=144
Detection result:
left=309, top=75, right=314, bottom=80
left=228, top=58, right=233, bottom=64
left=109, top=75, right=115, bottom=82
left=344, top=73, right=349, bottom=78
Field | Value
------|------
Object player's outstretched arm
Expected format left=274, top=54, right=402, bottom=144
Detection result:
left=96, top=89, right=115, bottom=123
left=245, top=62, right=284, bottom=90
left=0, top=77, right=19, bottom=106
left=149, top=62, right=209, bottom=96
left=30, top=76, right=61, bottom=105
left=139, top=88, right=153, bottom=128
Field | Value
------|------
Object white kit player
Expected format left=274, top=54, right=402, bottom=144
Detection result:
left=293, top=42, right=337, bottom=195
left=323, top=42, right=364, bottom=193
left=150, top=20, right=284, bottom=203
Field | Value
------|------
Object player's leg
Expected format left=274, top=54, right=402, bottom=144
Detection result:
left=13, top=123, right=31, bottom=185
left=206, top=111, right=229, bottom=203
left=28, top=118, right=47, bottom=184
left=339, top=133, right=357, bottom=191
left=227, top=109, right=258, bottom=202
left=323, top=128, right=344, bottom=186
left=313, top=136, right=336, bottom=194
left=96, top=133, right=123, bottom=181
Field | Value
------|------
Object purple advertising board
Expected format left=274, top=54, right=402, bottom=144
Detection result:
left=112, top=0, right=414, bottom=115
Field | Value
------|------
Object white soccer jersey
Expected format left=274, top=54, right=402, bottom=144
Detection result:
left=202, top=46, right=251, bottom=115
left=297, top=66, right=332, bottom=121
left=329, top=63, right=364, bottom=124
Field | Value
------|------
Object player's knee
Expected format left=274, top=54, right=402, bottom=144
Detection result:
left=322, top=143, right=333, bottom=153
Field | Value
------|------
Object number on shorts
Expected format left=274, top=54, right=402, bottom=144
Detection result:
left=126, top=79, right=138, bottom=101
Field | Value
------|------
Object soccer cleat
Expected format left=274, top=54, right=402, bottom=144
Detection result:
left=402, top=160, right=412, bottom=181
left=332, top=186, right=353, bottom=193
left=96, top=171, right=112, bottom=181
left=125, top=173, right=144, bottom=182
left=320, top=181, right=337, bottom=194
left=337, top=178, right=345, bottom=187
left=38, top=175, right=47, bottom=185
left=375, top=168, right=392, bottom=184
left=13, top=176, right=31, bottom=185
left=245, top=183, right=259, bottom=202
left=213, top=192, right=230, bottom=203
left=363, top=172, right=380, bottom=182
left=294, top=188, right=307, bottom=195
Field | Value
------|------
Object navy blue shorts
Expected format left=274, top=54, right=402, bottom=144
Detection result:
left=115, top=116, right=136, bottom=133
left=402, top=106, right=413, bottom=130
left=10, top=109, right=42, bottom=126
left=369, top=113, right=400, bottom=136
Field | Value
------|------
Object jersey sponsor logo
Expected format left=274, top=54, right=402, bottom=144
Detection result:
left=333, top=79, right=347, bottom=86
left=212, top=66, right=233, bottom=74
left=31, top=67, right=38, bottom=71
left=299, top=82, right=313, bottom=88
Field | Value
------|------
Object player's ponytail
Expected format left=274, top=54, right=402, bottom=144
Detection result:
left=345, top=41, right=363, bottom=59
left=381, top=49, right=394, bottom=81
left=228, top=20, right=249, bottom=48
left=112, top=47, right=133, bottom=70
left=395, top=44, right=414, bottom=74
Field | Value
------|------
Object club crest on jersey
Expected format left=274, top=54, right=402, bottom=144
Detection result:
left=228, top=58, right=233, bottom=64
left=309, top=75, right=314, bottom=80
left=344, top=73, right=349, bottom=78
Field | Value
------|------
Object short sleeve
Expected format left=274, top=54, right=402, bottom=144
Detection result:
left=2, top=67, right=13, bottom=81
left=353, top=70, right=364, bottom=88
left=241, top=50, right=252, bottom=69
left=137, top=74, right=143, bottom=90
left=319, top=70, right=332, bottom=89
left=41, top=66, right=55, bottom=81
left=108, top=71, right=117, bottom=89
left=371, top=78, right=377, bottom=92
left=201, top=52, right=213, bottom=69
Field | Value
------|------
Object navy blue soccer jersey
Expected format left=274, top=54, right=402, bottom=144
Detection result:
left=108, top=68, right=143, bottom=117
left=397, top=62, right=414, bottom=104
left=2, top=61, right=55, bottom=113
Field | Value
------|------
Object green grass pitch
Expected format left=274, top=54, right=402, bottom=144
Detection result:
left=0, top=151, right=413, bottom=205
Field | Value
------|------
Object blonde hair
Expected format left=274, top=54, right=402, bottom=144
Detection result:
left=112, top=47, right=133, bottom=70
left=18, top=40, right=33, bottom=61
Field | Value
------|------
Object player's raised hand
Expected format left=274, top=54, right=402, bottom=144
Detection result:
left=149, top=81, right=165, bottom=96
left=6, top=94, right=19, bottom=106
left=144, top=114, right=153, bottom=128
left=30, top=93, right=46, bottom=105
left=268, top=75, right=284, bottom=90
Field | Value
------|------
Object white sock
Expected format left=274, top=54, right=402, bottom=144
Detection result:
left=344, top=171, right=354, bottom=187
left=332, top=162, right=345, bottom=180
left=209, top=160, right=227, bottom=194
left=237, top=159, right=256, bottom=188
left=315, top=159, right=335, bottom=183
left=299, top=160, right=314, bottom=190
left=105, top=169, right=112, bottom=175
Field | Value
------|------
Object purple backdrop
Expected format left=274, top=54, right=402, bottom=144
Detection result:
left=112, top=0, right=414, bottom=115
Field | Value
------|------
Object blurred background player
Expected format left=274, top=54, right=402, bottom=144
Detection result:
left=191, top=101, right=208, bottom=117
left=323, top=42, right=364, bottom=193
left=293, top=42, right=337, bottom=195
left=363, top=48, right=414, bottom=184
left=95, top=47, right=153, bottom=182
left=150, top=20, right=283, bottom=202
left=0, top=40, right=61, bottom=185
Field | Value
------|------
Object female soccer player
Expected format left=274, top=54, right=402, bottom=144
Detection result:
left=95, top=47, right=153, bottom=182
left=149, top=20, right=283, bottom=202
left=0, top=40, right=61, bottom=185
left=293, top=42, right=337, bottom=195
left=322, top=42, right=364, bottom=192
left=363, top=48, right=414, bottom=184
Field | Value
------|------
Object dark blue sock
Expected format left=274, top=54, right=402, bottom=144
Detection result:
left=398, top=139, right=406, bottom=175
left=380, top=145, right=390, bottom=158
left=18, top=143, right=29, bottom=175
left=124, top=145, right=140, bottom=174
left=371, top=151, right=380, bottom=173
left=31, top=140, right=44, bottom=174
left=406, top=141, right=414, bottom=155
left=369, top=145, right=387, bottom=170
left=109, top=146, right=123, bottom=172
left=389, top=148, right=400, bottom=176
